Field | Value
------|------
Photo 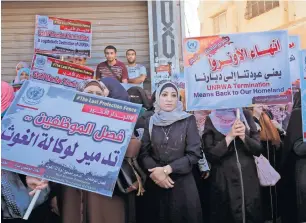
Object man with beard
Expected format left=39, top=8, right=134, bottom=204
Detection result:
left=95, top=45, right=128, bottom=83
left=126, top=49, right=147, bottom=88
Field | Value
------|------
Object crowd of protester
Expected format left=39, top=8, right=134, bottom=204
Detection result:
left=1, top=45, right=305, bottom=223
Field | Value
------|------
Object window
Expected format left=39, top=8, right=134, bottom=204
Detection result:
left=245, top=1, right=280, bottom=20
left=213, top=12, right=227, bottom=34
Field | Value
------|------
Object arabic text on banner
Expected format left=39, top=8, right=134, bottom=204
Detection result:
left=30, top=54, right=94, bottom=90
left=263, top=36, right=300, bottom=130
left=289, top=36, right=301, bottom=92
left=34, top=15, right=92, bottom=57
left=184, top=30, right=291, bottom=111
left=300, top=50, right=306, bottom=142
left=1, top=80, right=141, bottom=197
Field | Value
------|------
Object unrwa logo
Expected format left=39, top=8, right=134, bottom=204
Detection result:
left=38, top=16, right=48, bottom=27
left=35, top=56, right=46, bottom=68
left=186, top=39, right=199, bottom=53
left=23, top=86, right=45, bottom=105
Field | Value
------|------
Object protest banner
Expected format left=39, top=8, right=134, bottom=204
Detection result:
left=1, top=80, right=141, bottom=197
left=301, top=50, right=306, bottom=80
left=300, top=50, right=306, bottom=141
left=289, top=36, right=301, bottom=92
left=30, top=54, right=94, bottom=90
left=34, top=15, right=92, bottom=57
left=172, top=72, right=185, bottom=90
left=151, top=62, right=172, bottom=92
left=264, top=104, right=292, bottom=130
left=151, top=62, right=186, bottom=91
left=184, top=30, right=291, bottom=111
left=263, top=36, right=300, bottom=129
left=151, top=71, right=185, bottom=93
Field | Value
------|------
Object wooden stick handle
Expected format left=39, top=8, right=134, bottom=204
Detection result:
left=236, top=108, right=240, bottom=120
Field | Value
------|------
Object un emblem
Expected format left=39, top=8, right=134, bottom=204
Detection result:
left=35, top=56, right=46, bottom=68
left=23, top=87, right=45, bottom=105
left=38, top=16, right=48, bottom=27
left=186, top=40, right=199, bottom=53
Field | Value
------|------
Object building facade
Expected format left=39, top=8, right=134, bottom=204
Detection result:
left=198, top=0, right=306, bottom=48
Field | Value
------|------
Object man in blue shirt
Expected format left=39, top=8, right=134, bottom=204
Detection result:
left=126, top=49, right=147, bottom=88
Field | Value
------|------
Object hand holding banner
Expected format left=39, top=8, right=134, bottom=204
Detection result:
left=1, top=80, right=141, bottom=197
left=184, top=30, right=291, bottom=111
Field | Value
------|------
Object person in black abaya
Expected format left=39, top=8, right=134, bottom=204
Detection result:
left=282, top=91, right=306, bottom=223
left=126, top=86, right=154, bottom=223
left=202, top=108, right=263, bottom=223
left=127, top=86, right=152, bottom=110
left=252, top=105, right=282, bottom=223
left=139, top=81, right=202, bottom=223
left=127, top=86, right=154, bottom=139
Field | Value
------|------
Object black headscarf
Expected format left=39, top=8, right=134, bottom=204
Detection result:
left=281, top=89, right=303, bottom=172
left=101, top=77, right=129, bottom=102
left=127, top=86, right=152, bottom=109
left=133, top=89, right=155, bottom=137
left=159, top=83, right=178, bottom=95
left=264, top=109, right=274, bottom=120
left=151, top=90, right=156, bottom=104
left=293, top=91, right=301, bottom=109
left=280, top=87, right=301, bottom=223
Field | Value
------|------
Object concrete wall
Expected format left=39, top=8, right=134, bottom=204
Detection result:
left=198, top=0, right=306, bottom=48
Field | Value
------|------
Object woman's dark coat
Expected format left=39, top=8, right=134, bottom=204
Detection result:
left=202, top=109, right=263, bottom=223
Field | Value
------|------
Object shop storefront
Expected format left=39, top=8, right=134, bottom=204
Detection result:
left=1, top=1, right=185, bottom=92
left=1, top=1, right=150, bottom=82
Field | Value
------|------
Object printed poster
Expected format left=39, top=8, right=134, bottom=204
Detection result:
left=171, top=72, right=185, bottom=90
left=263, top=36, right=300, bottom=130
left=265, top=104, right=292, bottom=130
left=34, top=15, right=92, bottom=57
left=289, top=36, right=301, bottom=92
left=30, top=54, right=94, bottom=89
left=151, top=64, right=172, bottom=92
left=151, top=71, right=185, bottom=93
left=1, top=81, right=141, bottom=197
left=300, top=50, right=306, bottom=141
left=184, top=30, right=291, bottom=111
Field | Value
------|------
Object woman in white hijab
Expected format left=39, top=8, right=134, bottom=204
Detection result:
left=139, top=81, right=202, bottom=223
